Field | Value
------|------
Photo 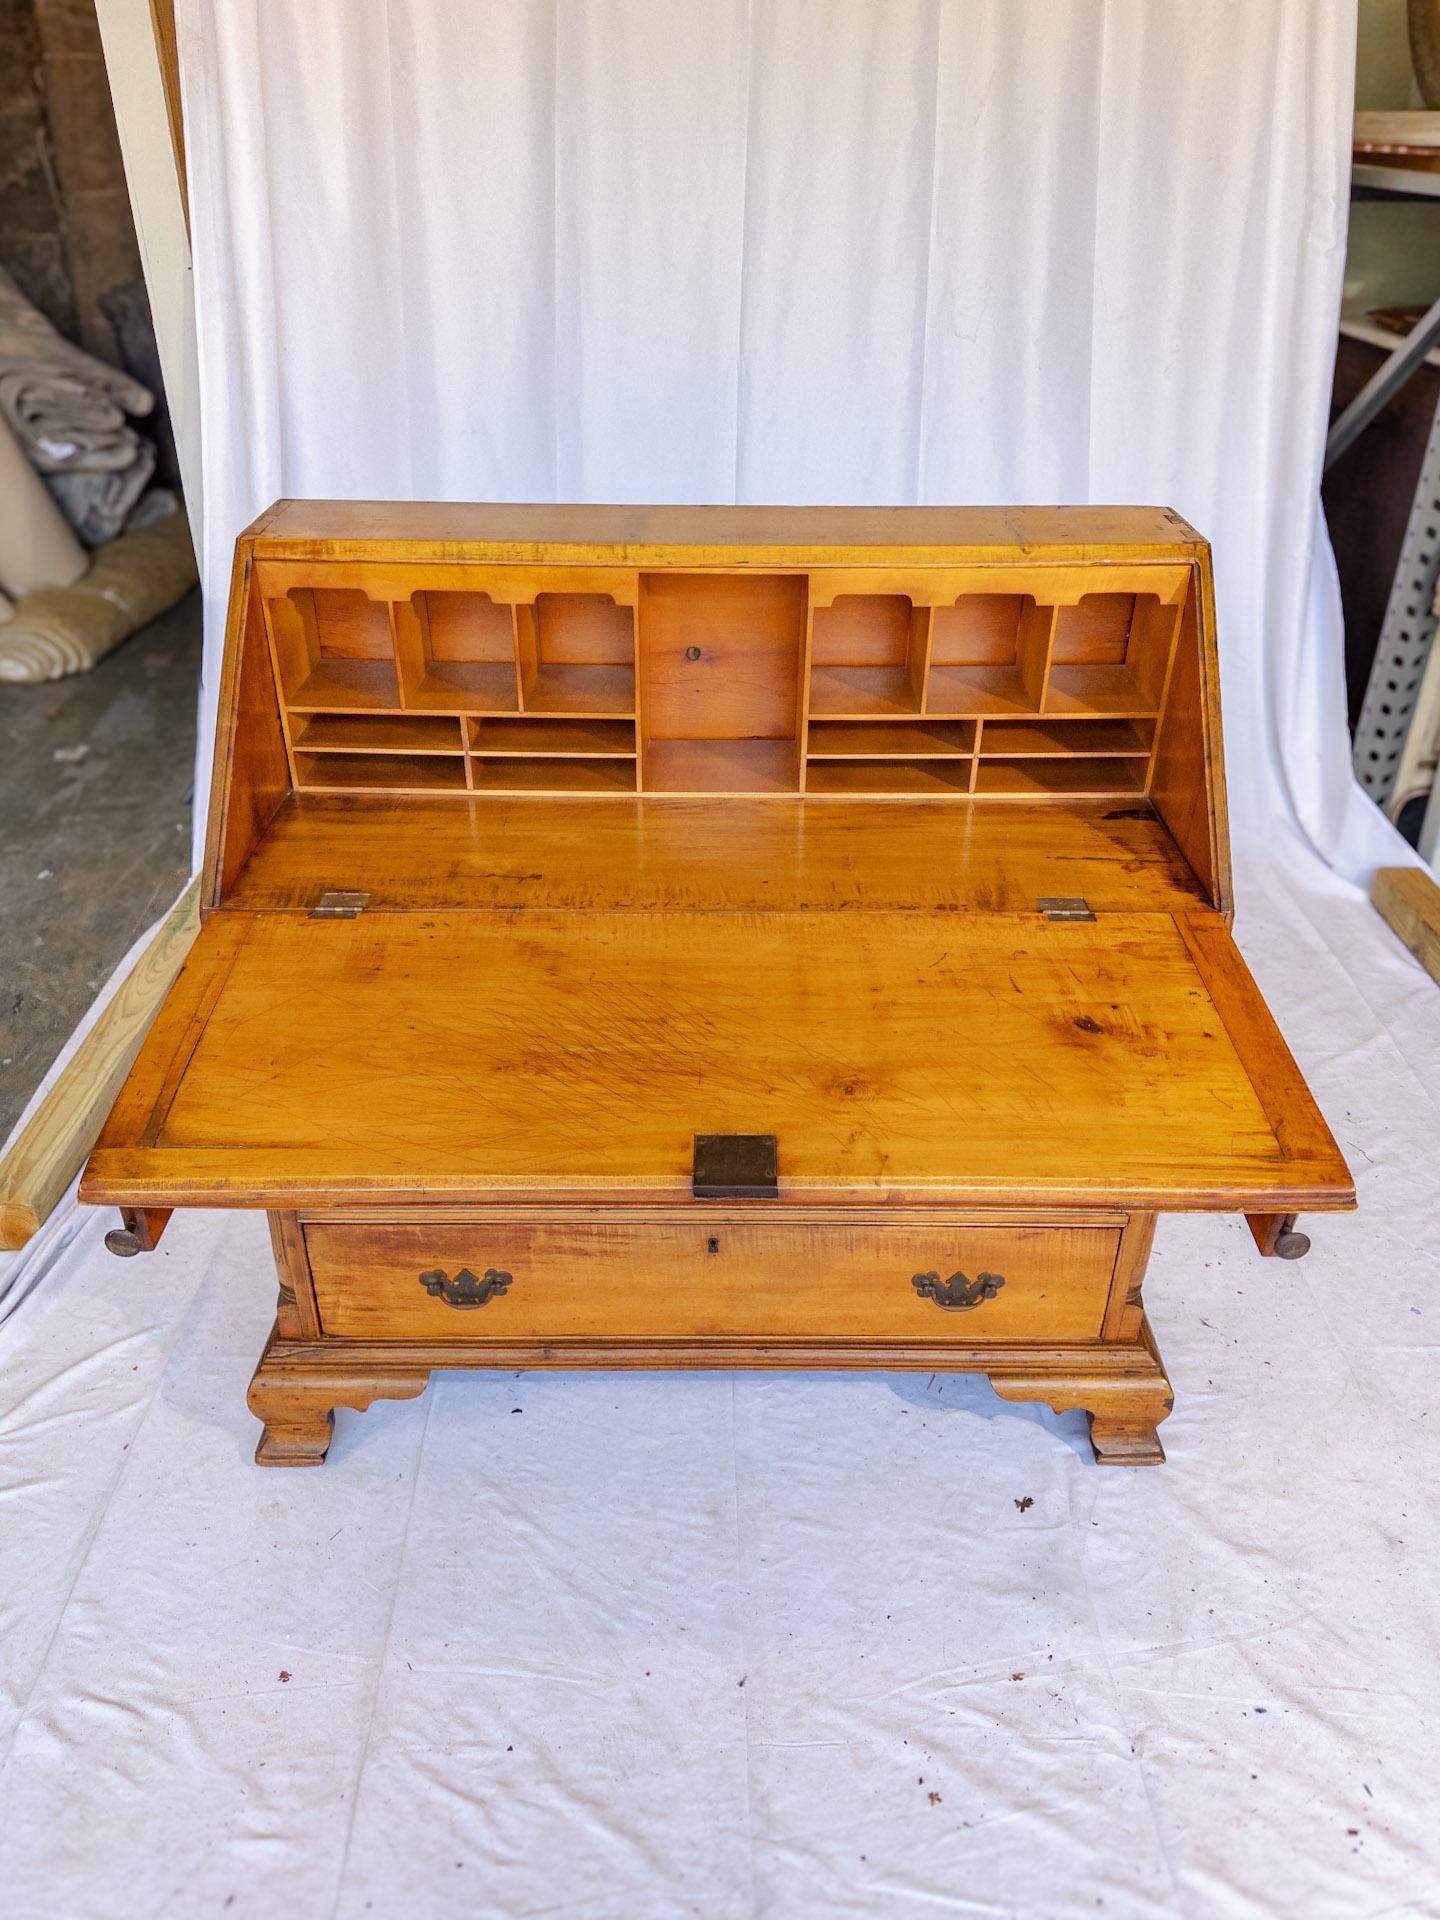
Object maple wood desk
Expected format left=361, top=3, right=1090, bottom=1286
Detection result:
left=82, top=504, right=1354, bottom=1466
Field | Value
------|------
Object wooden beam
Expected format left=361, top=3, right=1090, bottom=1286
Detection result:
left=147, top=0, right=188, bottom=243
left=1372, top=864, right=1440, bottom=988
left=93, top=0, right=202, bottom=537
left=0, top=878, right=201, bottom=1250
left=1354, top=111, right=1440, bottom=152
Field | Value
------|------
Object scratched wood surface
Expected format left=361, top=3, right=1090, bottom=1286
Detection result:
left=83, top=906, right=1351, bottom=1211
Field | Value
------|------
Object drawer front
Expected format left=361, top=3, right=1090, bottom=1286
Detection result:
left=304, top=1218, right=1118, bottom=1343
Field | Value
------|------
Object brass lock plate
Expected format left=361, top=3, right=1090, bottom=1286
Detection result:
left=692, top=1134, right=779, bottom=1200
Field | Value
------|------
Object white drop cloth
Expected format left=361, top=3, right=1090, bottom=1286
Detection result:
left=4, top=3, right=1440, bottom=1915
left=2, top=835, right=1438, bottom=1917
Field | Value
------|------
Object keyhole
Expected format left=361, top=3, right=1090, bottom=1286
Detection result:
left=707, top=1236, right=720, bottom=1254
left=685, top=645, right=702, bottom=662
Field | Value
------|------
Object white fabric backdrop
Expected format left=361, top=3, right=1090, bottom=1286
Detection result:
left=177, top=0, right=1406, bottom=879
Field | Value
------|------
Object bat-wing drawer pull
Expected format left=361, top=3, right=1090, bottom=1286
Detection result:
left=418, top=1266, right=513, bottom=1308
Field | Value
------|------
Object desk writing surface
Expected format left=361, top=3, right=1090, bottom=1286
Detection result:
left=85, top=905, right=1352, bottom=1213
left=224, top=794, right=1211, bottom=917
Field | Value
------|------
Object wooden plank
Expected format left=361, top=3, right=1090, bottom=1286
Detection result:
left=0, top=877, right=202, bottom=1249
left=148, top=0, right=187, bottom=239
left=1354, top=111, right=1440, bottom=152
left=1372, top=864, right=1440, bottom=986
left=1173, top=912, right=1352, bottom=1191
left=640, top=573, right=805, bottom=741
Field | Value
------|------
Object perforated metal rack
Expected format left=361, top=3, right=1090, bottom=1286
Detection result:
left=1337, top=166, right=1440, bottom=849
left=1350, top=389, right=1440, bottom=817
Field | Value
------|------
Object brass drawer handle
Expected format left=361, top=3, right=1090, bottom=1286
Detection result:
left=912, top=1269, right=1005, bottom=1312
left=419, top=1266, right=513, bottom=1309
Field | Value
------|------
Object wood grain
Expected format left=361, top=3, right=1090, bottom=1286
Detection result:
left=221, top=793, right=1211, bottom=915
left=243, top=501, right=1205, bottom=561
left=990, top=1318, right=1174, bottom=1464
left=204, top=556, right=293, bottom=910
left=1100, top=1211, right=1156, bottom=1343
left=247, top=1328, right=427, bottom=1466
left=304, top=1216, right=1117, bottom=1342
left=1148, top=557, right=1231, bottom=915
left=1372, top=864, right=1440, bottom=985
left=78, top=504, right=1355, bottom=1471
left=1, top=878, right=201, bottom=1248
left=204, top=511, right=1222, bottom=813
left=1174, top=912, right=1351, bottom=1184
left=640, top=572, right=805, bottom=743
left=148, top=0, right=187, bottom=241
left=83, top=906, right=1350, bottom=1211
left=245, top=1301, right=1173, bottom=1465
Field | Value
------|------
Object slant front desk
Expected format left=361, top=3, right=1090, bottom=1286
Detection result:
left=82, top=504, right=1354, bottom=1466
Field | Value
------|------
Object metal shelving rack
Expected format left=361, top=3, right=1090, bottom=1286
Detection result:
left=1338, top=164, right=1440, bottom=865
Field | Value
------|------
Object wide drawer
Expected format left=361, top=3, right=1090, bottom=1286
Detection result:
left=304, top=1217, right=1119, bottom=1343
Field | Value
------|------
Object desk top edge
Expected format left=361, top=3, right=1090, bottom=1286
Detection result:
left=243, top=500, right=1207, bottom=564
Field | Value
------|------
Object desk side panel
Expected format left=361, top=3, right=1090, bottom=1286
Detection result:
left=202, top=548, right=291, bottom=911
left=1149, top=554, right=1232, bottom=915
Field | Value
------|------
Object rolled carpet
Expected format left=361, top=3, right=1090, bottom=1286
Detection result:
left=0, top=412, right=88, bottom=598
left=0, top=507, right=197, bottom=682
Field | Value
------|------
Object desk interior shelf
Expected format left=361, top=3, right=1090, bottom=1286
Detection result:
left=1044, top=595, right=1176, bottom=717
left=467, top=717, right=635, bottom=757
left=808, top=594, right=928, bottom=717
left=801, top=586, right=1181, bottom=799
left=260, top=564, right=1185, bottom=803
left=518, top=594, right=636, bottom=716
left=270, top=588, right=400, bottom=709
left=397, top=591, right=519, bottom=711
left=292, top=751, right=468, bottom=794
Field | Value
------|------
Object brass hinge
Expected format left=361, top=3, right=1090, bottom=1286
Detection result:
left=1037, top=896, right=1095, bottom=922
left=309, top=890, right=370, bottom=919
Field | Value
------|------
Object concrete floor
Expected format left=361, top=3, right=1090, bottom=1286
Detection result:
left=0, top=589, right=200, bottom=1143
